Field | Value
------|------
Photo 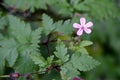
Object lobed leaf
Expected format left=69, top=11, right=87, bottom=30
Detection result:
left=0, top=38, right=18, bottom=67
left=60, top=61, right=80, bottom=80
left=0, top=15, right=41, bottom=75
left=54, top=39, right=69, bottom=64
left=71, top=53, right=100, bottom=71
left=42, top=14, right=55, bottom=35
left=79, top=40, right=93, bottom=47
left=30, top=53, right=46, bottom=68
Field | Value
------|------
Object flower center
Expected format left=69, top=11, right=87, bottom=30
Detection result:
left=81, top=26, right=84, bottom=30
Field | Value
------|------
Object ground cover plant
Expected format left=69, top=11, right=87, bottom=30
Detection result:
left=0, top=0, right=120, bottom=80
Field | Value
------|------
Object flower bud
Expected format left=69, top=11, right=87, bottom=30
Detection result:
left=10, top=73, right=20, bottom=78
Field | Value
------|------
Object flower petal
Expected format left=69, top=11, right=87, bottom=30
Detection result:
left=73, top=23, right=81, bottom=28
left=80, top=17, right=86, bottom=25
left=84, top=28, right=91, bottom=34
left=77, top=29, right=83, bottom=36
left=85, top=22, right=93, bottom=27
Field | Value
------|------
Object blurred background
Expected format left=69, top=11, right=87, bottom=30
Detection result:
left=0, top=0, right=120, bottom=80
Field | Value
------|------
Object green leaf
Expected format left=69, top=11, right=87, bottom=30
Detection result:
left=54, top=39, right=69, bottom=64
left=30, top=53, right=46, bottom=68
left=69, top=42, right=89, bottom=54
left=53, top=0, right=72, bottom=16
left=8, top=15, right=31, bottom=43
left=60, top=62, right=80, bottom=80
left=54, top=20, right=73, bottom=36
left=73, top=2, right=89, bottom=11
left=30, top=27, right=42, bottom=49
left=42, top=14, right=55, bottom=35
left=8, top=15, right=41, bottom=52
left=46, top=55, right=54, bottom=66
left=6, top=15, right=41, bottom=75
left=77, top=47, right=89, bottom=54
left=0, top=38, right=18, bottom=67
left=71, top=53, right=100, bottom=71
left=0, top=16, right=8, bottom=30
left=4, top=0, right=56, bottom=12
left=14, top=52, right=37, bottom=74
left=35, top=0, right=55, bottom=10
left=72, top=0, right=118, bottom=20
left=30, top=53, right=54, bottom=70
left=6, top=47, right=18, bottom=67
left=4, top=0, right=30, bottom=11
left=79, top=40, right=93, bottom=47
left=8, top=16, right=28, bottom=41
left=4, top=0, right=38, bottom=12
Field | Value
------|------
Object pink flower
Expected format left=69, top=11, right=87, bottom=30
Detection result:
left=73, top=17, right=93, bottom=36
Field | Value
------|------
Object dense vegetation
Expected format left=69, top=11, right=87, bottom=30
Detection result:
left=0, top=0, right=120, bottom=80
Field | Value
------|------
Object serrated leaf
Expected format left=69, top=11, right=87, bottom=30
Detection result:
left=30, top=27, right=42, bottom=48
left=73, top=2, right=89, bottom=11
left=69, top=42, right=88, bottom=54
left=46, top=55, right=54, bottom=65
left=72, top=0, right=118, bottom=20
left=30, top=53, right=46, bottom=68
left=8, top=15, right=41, bottom=52
left=54, top=39, right=69, bottom=64
left=0, top=38, right=18, bottom=67
left=77, top=47, right=89, bottom=54
left=54, top=0, right=72, bottom=15
left=0, top=16, right=8, bottom=30
left=4, top=0, right=38, bottom=12
left=79, top=40, right=93, bottom=47
left=4, top=0, right=55, bottom=12
left=71, top=53, right=100, bottom=71
left=6, top=47, right=18, bottom=67
left=60, top=62, right=80, bottom=80
left=8, top=15, right=32, bottom=43
left=35, top=0, right=55, bottom=10
left=42, top=14, right=55, bottom=35
left=5, top=15, right=41, bottom=76
left=31, top=53, right=55, bottom=71
left=54, top=20, right=73, bottom=36
left=14, top=52, right=37, bottom=74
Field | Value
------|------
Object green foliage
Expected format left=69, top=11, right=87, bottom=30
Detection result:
left=60, top=62, right=80, bottom=80
left=3, top=0, right=55, bottom=12
left=42, top=14, right=73, bottom=36
left=0, top=16, right=8, bottom=30
left=79, top=40, right=93, bottom=47
left=69, top=40, right=93, bottom=55
left=71, top=53, right=100, bottom=71
left=0, top=38, right=18, bottom=74
left=3, top=0, right=118, bottom=20
left=42, top=14, right=55, bottom=35
left=0, top=38, right=18, bottom=67
left=8, top=15, right=41, bottom=52
left=14, top=53, right=36, bottom=74
left=54, top=39, right=69, bottom=64
left=54, top=20, right=74, bottom=36
left=60, top=45, right=100, bottom=79
left=1, top=0, right=119, bottom=80
left=30, top=53, right=54, bottom=70
left=0, top=15, right=41, bottom=75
